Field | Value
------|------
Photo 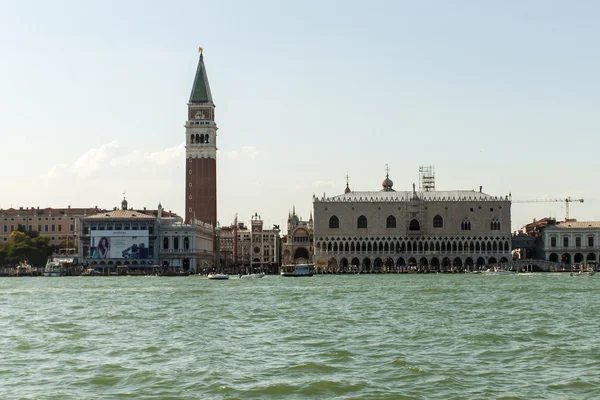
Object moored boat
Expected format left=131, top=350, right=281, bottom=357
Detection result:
left=44, top=259, right=67, bottom=277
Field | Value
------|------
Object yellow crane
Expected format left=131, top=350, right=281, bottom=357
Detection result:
left=512, top=197, right=584, bottom=220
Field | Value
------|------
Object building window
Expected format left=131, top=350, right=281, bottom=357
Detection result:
left=70, top=225, right=74, bottom=232
left=329, top=216, right=339, bottom=229
left=2, top=226, right=5, bottom=233
left=163, top=237, right=169, bottom=249
left=386, top=215, right=396, bottom=228
left=490, top=218, right=500, bottom=230
left=45, top=225, right=48, bottom=232
left=551, top=237, right=556, bottom=247
left=575, top=237, right=581, bottom=248
left=433, top=215, right=443, bottom=228
left=563, top=237, right=569, bottom=247
left=184, top=237, right=190, bottom=250
left=461, top=220, right=471, bottom=231
left=148, top=226, right=154, bottom=235
left=174, top=237, right=179, bottom=250
left=409, top=219, right=420, bottom=231
left=588, top=236, right=594, bottom=247
left=58, top=225, right=62, bottom=232
left=357, top=215, right=367, bottom=229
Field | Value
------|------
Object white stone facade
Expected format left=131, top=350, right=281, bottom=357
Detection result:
left=158, top=219, right=214, bottom=273
left=313, top=183, right=512, bottom=271
left=542, top=221, right=600, bottom=265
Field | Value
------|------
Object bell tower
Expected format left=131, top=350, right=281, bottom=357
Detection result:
left=185, top=48, right=217, bottom=227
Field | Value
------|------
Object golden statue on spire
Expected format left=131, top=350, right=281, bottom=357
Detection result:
left=198, top=46, right=203, bottom=55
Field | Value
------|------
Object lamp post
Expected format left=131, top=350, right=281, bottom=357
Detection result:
left=215, top=226, right=221, bottom=273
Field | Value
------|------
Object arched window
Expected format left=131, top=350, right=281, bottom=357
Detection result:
left=200, top=134, right=205, bottom=144
left=174, top=237, right=179, bottom=250
left=329, top=215, right=339, bottom=229
left=409, top=219, right=420, bottom=231
left=461, top=219, right=472, bottom=231
left=357, top=215, right=367, bottom=229
left=190, top=134, right=195, bottom=144
left=490, top=218, right=500, bottom=230
left=205, top=134, right=209, bottom=143
left=163, top=237, right=169, bottom=249
left=195, top=134, right=200, bottom=143
left=433, top=215, right=443, bottom=228
left=184, top=237, right=190, bottom=250
left=386, top=215, right=396, bottom=228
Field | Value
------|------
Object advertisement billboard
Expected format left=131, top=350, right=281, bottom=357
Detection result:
left=91, top=231, right=150, bottom=259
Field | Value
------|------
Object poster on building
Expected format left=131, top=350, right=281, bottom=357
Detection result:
left=90, top=231, right=150, bottom=259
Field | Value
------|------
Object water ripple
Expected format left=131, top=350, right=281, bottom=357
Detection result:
left=0, top=274, right=599, bottom=399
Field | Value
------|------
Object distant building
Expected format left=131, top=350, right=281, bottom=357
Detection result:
left=218, top=213, right=281, bottom=273
left=313, top=171, right=512, bottom=271
left=541, top=221, right=600, bottom=265
left=0, top=206, right=103, bottom=247
left=79, top=198, right=213, bottom=274
left=281, top=206, right=314, bottom=265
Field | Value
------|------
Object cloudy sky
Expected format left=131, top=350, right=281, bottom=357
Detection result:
left=1, top=0, right=599, bottom=230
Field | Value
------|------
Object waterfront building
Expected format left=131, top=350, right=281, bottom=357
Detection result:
left=313, top=171, right=512, bottom=272
left=217, top=214, right=281, bottom=273
left=1, top=206, right=106, bottom=247
left=79, top=198, right=214, bottom=274
left=281, top=206, right=314, bottom=265
left=540, top=220, right=600, bottom=265
left=185, top=49, right=218, bottom=227
left=157, top=203, right=214, bottom=273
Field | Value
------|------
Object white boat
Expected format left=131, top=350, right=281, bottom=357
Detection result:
left=484, top=267, right=516, bottom=275
left=280, top=263, right=314, bottom=277
left=240, top=272, right=265, bottom=279
left=44, top=260, right=66, bottom=277
left=208, top=273, right=229, bottom=280
left=570, top=266, right=596, bottom=277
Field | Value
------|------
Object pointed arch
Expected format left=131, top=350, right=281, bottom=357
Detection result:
left=329, top=215, right=339, bottom=229
left=386, top=215, right=397, bottom=228
left=409, top=219, right=420, bottom=231
left=433, top=214, right=443, bottom=228
left=357, top=215, right=367, bottom=229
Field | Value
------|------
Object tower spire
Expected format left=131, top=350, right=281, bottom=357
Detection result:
left=189, top=46, right=213, bottom=104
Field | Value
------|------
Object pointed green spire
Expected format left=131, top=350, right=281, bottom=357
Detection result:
left=189, top=52, right=213, bottom=104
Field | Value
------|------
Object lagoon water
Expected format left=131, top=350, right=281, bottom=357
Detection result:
left=1, top=274, right=598, bottom=399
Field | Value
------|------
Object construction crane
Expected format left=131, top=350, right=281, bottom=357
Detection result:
left=512, top=197, right=584, bottom=220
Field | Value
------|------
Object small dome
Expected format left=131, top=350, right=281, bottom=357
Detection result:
left=121, top=197, right=128, bottom=210
left=381, top=177, right=395, bottom=192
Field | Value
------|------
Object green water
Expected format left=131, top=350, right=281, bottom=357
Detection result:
left=1, top=274, right=598, bottom=399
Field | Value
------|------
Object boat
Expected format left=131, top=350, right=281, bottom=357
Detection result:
left=44, top=260, right=66, bottom=277
left=240, top=272, right=265, bottom=279
left=207, top=273, right=229, bottom=280
left=484, top=266, right=516, bottom=275
left=570, top=264, right=596, bottom=277
left=280, top=263, right=314, bottom=277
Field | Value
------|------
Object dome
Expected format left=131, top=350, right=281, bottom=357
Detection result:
left=381, top=177, right=395, bottom=192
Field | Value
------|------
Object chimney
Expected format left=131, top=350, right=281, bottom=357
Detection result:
left=479, top=186, right=482, bottom=193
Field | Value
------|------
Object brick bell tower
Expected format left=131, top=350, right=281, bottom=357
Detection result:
left=185, top=48, right=217, bottom=227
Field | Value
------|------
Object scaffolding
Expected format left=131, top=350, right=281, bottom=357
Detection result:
left=419, top=165, right=435, bottom=192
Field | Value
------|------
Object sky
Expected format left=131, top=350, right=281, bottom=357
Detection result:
left=1, top=0, right=599, bottom=231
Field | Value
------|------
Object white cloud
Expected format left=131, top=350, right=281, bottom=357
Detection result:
left=70, top=140, right=120, bottom=179
left=241, top=146, right=259, bottom=160
left=218, top=146, right=259, bottom=160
